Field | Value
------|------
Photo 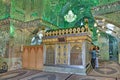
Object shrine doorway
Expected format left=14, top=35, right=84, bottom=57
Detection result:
left=45, top=46, right=55, bottom=65
left=70, top=45, right=82, bottom=65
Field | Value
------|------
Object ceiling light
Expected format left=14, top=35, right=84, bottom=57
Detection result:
left=94, top=23, right=97, bottom=27
left=97, top=30, right=99, bottom=33
left=81, top=22, right=83, bottom=26
left=102, top=26, right=105, bottom=28
left=102, top=19, right=105, bottom=22
left=98, top=33, right=100, bottom=36
left=64, top=10, right=77, bottom=23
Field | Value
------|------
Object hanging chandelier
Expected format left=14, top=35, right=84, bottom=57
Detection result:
left=64, top=10, right=77, bottom=23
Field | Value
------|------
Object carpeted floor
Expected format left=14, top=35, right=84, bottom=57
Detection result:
left=88, top=61, right=120, bottom=79
left=0, top=61, right=119, bottom=80
left=67, top=75, right=116, bottom=80
left=20, top=72, right=71, bottom=80
left=0, top=69, right=41, bottom=80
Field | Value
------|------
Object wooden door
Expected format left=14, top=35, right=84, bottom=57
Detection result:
left=22, top=45, right=43, bottom=70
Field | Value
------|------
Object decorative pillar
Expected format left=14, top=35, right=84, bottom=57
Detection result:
left=82, top=41, right=86, bottom=67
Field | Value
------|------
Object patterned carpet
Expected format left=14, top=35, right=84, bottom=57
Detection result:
left=0, top=61, right=119, bottom=80
left=88, top=61, right=120, bottom=79
left=67, top=75, right=116, bottom=80
left=0, top=69, right=41, bottom=80
left=20, top=72, right=70, bottom=80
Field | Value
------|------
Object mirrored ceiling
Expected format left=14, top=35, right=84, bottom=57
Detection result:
left=0, top=0, right=120, bottom=40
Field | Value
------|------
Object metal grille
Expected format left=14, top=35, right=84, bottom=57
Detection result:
left=45, top=46, right=55, bottom=65
left=70, top=45, right=82, bottom=65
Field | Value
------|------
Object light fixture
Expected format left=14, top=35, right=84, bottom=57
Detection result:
left=64, top=10, right=77, bottom=23
left=81, top=22, right=83, bottom=26
left=98, top=33, right=100, bottom=36
left=97, top=30, right=99, bottom=33
left=102, top=26, right=105, bottom=29
left=94, top=23, right=97, bottom=27
left=102, top=19, right=105, bottom=22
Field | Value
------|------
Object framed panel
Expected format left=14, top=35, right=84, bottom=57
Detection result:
left=70, top=43, right=82, bottom=65
left=45, top=45, right=55, bottom=65
left=56, top=44, right=68, bottom=65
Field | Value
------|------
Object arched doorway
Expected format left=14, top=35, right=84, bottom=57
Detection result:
left=70, top=45, right=82, bottom=65
left=109, top=36, right=118, bottom=61
left=45, top=46, right=55, bottom=65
